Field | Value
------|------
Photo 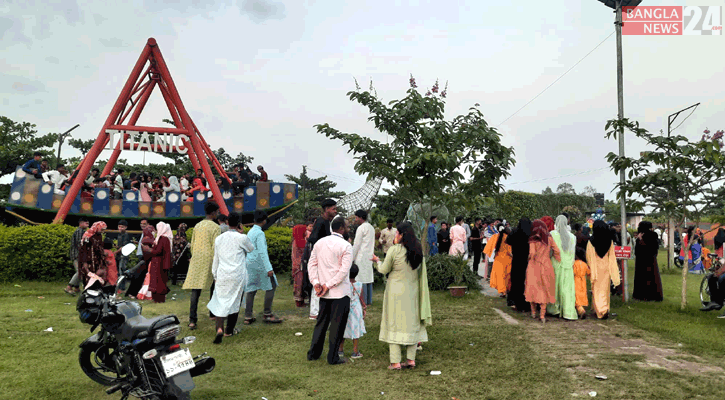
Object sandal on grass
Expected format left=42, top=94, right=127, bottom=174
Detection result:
left=263, top=314, right=283, bottom=323
left=224, top=328, right=239, bottom=337
left=243, top=317, right=256, bottom=325
left=213, top=331, right=223, bottom=344
left=188, top=323, right=197, bottom=330
left=388, top=363, right=402, bottom=370
left=402, top=360, right=416, bottom=369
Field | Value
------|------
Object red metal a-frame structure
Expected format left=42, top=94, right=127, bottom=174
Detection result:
left=53, top=38, right=230, bottom=224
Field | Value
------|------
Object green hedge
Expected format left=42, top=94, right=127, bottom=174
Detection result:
left=0, top=224, right=294, bottom=282
left=264, top=226, right=292, bottom=274
left=467, top=191, right=596, bottom=223
left=0, top=224, right=76, bottom=282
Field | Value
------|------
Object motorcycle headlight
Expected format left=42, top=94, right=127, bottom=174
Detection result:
left=154, top=325, right=180, bottom=343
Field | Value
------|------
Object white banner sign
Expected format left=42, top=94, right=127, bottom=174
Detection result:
left=105, top=129, right=188, bottom=154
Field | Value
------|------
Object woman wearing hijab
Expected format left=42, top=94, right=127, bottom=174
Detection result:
left=586, top=220, right=621, bottom=319
left=143, top=222, right=173, bottom=303
left=715, top=228, right=725, bottom=258
left=372, top=222, right=431, bottom=370
left=525, top=220, right=560, bottom=323
left=484, top=224, right=512, bottom=297
left=78, top=221, right=108, bottom=287
left=546, top=215, right=578, bottom=320
left=632, top=221, right=663, bottom=302
left=541, top=216, right=555, bottom=232
left=506, top=218, right=532, bottom=311
left=292, top=220, right=311, bottom=307
left=171, top=223, right=190, bottom=286
left=133, top=225, right=157, bottom=300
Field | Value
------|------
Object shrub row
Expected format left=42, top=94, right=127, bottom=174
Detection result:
left=0, top=224, right=294, bottom=282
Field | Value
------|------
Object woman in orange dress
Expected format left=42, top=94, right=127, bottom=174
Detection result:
left=573, top=253, right=591, bottom=319
left=524, top=219, right=561, bottom=323
left=484, top=225, right=512, bottom=297
left=586, top=220, right=621, bottom=319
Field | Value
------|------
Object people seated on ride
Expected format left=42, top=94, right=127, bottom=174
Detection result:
left=21, top=151, right=44, bottom=179
left=216, top=176, right=232, bottom=193
left=185, top=172, right=209, bottom=201
left=93, top=177, right=109, bottom=189
left=40, top=160, right=50, bottom=174
left=139, top=174, right=152, bottom=202
left=124, top=172, right=136, bottom=190
left=700, top=255, right=725, bottom=312
left=84, top=168, right=101, bottom=187
left=42, top=164, right=70, bottom=195
left=159, top=176, right=180, bottom=202
left=257, top=165, right=268, bottom=182
left=112, top=169, right=125, bottom=199
left=151, top=176, right=164, bottom=201
left=231, top=165, right=252, bottom=195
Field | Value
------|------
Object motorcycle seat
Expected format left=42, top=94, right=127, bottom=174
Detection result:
left=121, top=314, right=178, bottom=340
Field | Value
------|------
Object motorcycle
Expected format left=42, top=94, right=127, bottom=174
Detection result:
left=673, top=242, right=683, bottom=268
left=77, top=275, right=214, bottom=400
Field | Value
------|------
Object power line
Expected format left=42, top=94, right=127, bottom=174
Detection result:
left=306, top=168, right=365, bottom=184
left=505, top=167, right=610, bottom=186
left=497, top=31, right=615, bottom=127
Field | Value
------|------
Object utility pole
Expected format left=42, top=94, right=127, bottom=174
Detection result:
left=666, top=103, right=700, bottom=270
left=56, top=124, right=80, bottom=167
left=614, top=0, right=630, bottom=302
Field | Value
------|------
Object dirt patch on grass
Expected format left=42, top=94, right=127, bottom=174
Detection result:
left=496, top=306, right=724, bottom=376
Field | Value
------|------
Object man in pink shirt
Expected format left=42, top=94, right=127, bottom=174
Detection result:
left=306, top=216, right=352, bottom=365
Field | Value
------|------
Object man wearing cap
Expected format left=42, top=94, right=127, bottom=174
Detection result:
left=244, top=210, right=283, bottom=324
left=305, top=198, right=337, bottom=319
left=353, top=209, right=375, bottom=305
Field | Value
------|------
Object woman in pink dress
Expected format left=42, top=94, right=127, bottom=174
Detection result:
left=139, top=174, right=152, bottom=202
left=524, top=219, right=561, bottom=323
left=449, top=216, right=467, bottom=256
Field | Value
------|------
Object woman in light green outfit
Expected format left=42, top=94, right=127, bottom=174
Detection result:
left=547, top=215, right=578, bottom=320
left=372, top=222, right=432, bottom=370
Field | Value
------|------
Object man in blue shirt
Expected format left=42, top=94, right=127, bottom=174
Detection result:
left=428, top=216, right=438, bottom=256
left=21, top=151, right=43, bottom=178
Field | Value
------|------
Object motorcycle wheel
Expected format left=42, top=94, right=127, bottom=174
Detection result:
left=674, top=256, right=683, bottom=268
left=700, top=274, right=712, bottom=307
left=78, top=343, right=125, bottom=386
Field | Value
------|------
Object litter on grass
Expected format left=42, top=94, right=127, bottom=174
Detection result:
left=25, top=309, right=32, bottom=312
left=44, top=327, right=53, bottom=332
left=37, top=296, right=44, bottom=299
left=595, top=375, right=607, bottom=380
left=430, top=371, right=441, bottom=375
left=589, top=392, right=597, bottom=397
left=295, top=332, right=303, bottom=336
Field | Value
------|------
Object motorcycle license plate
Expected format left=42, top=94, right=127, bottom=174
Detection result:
left=160, top=349, right=195, bottom=378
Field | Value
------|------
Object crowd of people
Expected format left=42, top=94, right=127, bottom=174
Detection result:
left=20, top=151, right=271, bottom=202
left=425, top=213, right=672, bottom=322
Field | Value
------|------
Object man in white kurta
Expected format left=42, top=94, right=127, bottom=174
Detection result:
left=353, top=210, right=376, bottom=306
left=207, top=213, right=254, bottom=338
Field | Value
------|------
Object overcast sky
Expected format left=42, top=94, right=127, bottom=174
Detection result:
left=2, top=0, right=723, bottom=204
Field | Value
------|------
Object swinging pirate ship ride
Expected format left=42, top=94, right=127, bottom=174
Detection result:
left=5, top=38, right=298, bottom=228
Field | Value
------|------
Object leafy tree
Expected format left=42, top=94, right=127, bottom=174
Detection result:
left=213, top=147, right=254, bottom=171
left=541, top=186, right=554, bottom=195
left=372, top=187, right=411, bottom=224
left=67, top=138, right=95, bottom=157
left=556, top=182, right=576, bottom=195
left=582, top=185, right=597, bottom=197
left=283, top=165, right=346, bottom=224
left=0, top=116, right=58, bottom=178
left=605, top=119, right=725, bottom=309
left=315, top=76, right=516, bottom=250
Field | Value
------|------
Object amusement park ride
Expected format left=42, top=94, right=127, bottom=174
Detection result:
left=6, top=38, right=298, bottom=227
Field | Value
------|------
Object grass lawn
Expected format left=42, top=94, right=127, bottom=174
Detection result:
left=1, top=269, right=724, bottom=399
left=611, top=249, right=725, bottom=357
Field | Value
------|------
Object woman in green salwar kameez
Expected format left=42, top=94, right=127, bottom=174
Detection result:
left=372, top=222, right=432, bottom=370
left=546, top=215, right=578, bottom=320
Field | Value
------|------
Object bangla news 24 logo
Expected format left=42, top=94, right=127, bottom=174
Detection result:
left=622, top=6, right=722, bottom=35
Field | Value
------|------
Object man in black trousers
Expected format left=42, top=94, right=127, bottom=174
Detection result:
left=306, top=216, right=352, bottom=365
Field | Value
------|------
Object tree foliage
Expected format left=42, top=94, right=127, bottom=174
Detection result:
left=315, top=77, right=515, bottom=246
left=67, top=138, right=95, bottom=156
left=541, top=186, right=554, bottom=195
left=605, top=118, right=725, bottom=309
left=372, top=186, right=412, bottom=225
left=0, top=116, right=57, bottom=178
left=282, top=165, right=346, bottom=225
left=556, top=182, right=576, bottom=195
left=581, top=185, right=597, bottom=197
